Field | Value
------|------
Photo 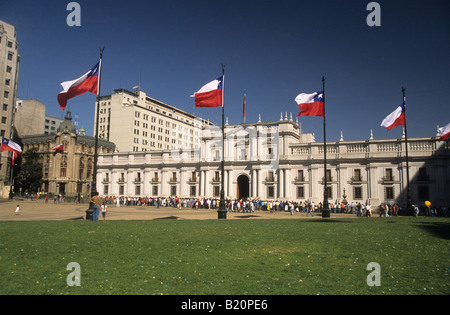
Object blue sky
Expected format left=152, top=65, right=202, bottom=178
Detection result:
left=2, top=0, right=449, bottom=141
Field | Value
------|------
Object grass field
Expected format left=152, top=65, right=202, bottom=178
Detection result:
left=0, top=217, right=448, bottom=295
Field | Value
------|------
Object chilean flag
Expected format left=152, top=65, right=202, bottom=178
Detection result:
left=295, top=91, right=324, bottom=117
left=53, top=143, right=64, bottom=151
left=1, top=137, right=22, bottom=155
left=439, top=122, right=450, bottom=141
left=381, top=102, right=406, bottom=131
left=57, top=61, right=101, bottom=110
left=192, top=76, right=223, bottom=107
left=1, top=137, right=22, bottom=165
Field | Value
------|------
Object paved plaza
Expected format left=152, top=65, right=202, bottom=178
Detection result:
left=0, top=198, right=355, bottom=221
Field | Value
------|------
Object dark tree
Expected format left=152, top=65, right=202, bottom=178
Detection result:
left=16, top=148, right=43, bottom=194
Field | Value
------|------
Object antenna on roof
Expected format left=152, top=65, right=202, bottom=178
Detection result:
left=133, top=71, right=143, bottom=92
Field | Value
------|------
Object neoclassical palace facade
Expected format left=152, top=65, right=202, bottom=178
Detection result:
left=96, top=117, right=449, bottom=207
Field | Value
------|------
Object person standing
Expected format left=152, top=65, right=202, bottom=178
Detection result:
left=366, top=204, right=372, bottom=217
left=15, top=204, right=20, bottom=215
left=89, top=192, right=102, bottom=222
left=393, top=203, right=399, bottom=216
left=306, top=202, right=314, bottom=217
left=413, top=204, right=419, bottom=217
left=101, top=201, right=108, bottom=222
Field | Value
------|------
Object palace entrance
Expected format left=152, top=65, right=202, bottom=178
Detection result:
left=237, top=175, right=250, bottom=199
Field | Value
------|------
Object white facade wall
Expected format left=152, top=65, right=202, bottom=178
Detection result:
left=97, top=119, right=450, bottom=207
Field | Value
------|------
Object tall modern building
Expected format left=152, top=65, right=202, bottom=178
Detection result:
left=44, top=114, right=64, bottom=135
left=0, top=20, right=20, bottom=182
left=95, top=89, right=212, bottom=153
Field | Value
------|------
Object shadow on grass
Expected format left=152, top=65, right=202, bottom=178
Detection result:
left=417, top=221, right=450, bottom=240
left=65, top=216, right=85, bottom=220
left=235, top=215, right=262, bottom=218
left=153, top=216, right=180, bottom=220
left=306, top=218, right=354, bottom=223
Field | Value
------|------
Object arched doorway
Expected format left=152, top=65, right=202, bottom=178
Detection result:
left=237, top=175, right=250, bottom=199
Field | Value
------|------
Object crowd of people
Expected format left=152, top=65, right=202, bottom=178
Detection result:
left=19, top=191, right=450, bottom=218
left=93, top=195, right=449, bottom=217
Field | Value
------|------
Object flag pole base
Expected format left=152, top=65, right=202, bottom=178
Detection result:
left=218, top=209, right=227, bottom=219
left=322, top=209, right=331, bottom=218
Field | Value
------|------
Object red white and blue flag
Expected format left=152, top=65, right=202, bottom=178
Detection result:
left=439, top=122, right=450, bottom=141
left=1, top=137, right=22, bottom=154
left=381, top=102, right=406, bottom=130
left=192, top=76, right=223, bottom=107
left=57, top=60, right=101, bottom=110
left=295, top=91, right=324, bottom=117
left=1, top=137, right=22, bottom=166
left=53, top=143, right=64, bottom=151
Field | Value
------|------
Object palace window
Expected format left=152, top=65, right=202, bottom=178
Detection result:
left=326, top=170, right=332, bottom=182
left=267, top=186, right=275, bottom=198
left=384, top=168, right=393, bottom=181
left=418, top=186, right=430, bottom=201
left=79, top=158, right=84, bottom=179
left=353, top=169, right=361, bottom=181
left=86, top=158, right=93, bottom=179
left=297, top=170, right=304, bottom=181
left=353, top=186, right=363, bottom=200
left=296, top=186, right=305, bottom=198
left=326, top=186, right=333, bottom=199
left=60, top=156, right=67, bottom=177
left=214, top=171, right=220, bottom=182
left=418, top=167, right=429, bottom=181
left=385, top=187, right=394, bottom=200
left=190, top=186, right=196, bottom=197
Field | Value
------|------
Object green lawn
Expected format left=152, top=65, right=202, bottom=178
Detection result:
left=0, top=217, right=448, bottom=295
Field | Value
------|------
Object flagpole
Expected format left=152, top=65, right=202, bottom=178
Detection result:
left=402, top=87, right=412, bottom=215
left=87, top=47, right=104, bottom=219
left=218, top=64, right=227, bottom=219
left=322, top=76, right=331, bottom=218
left=243, top=90, right=246, bottom=124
